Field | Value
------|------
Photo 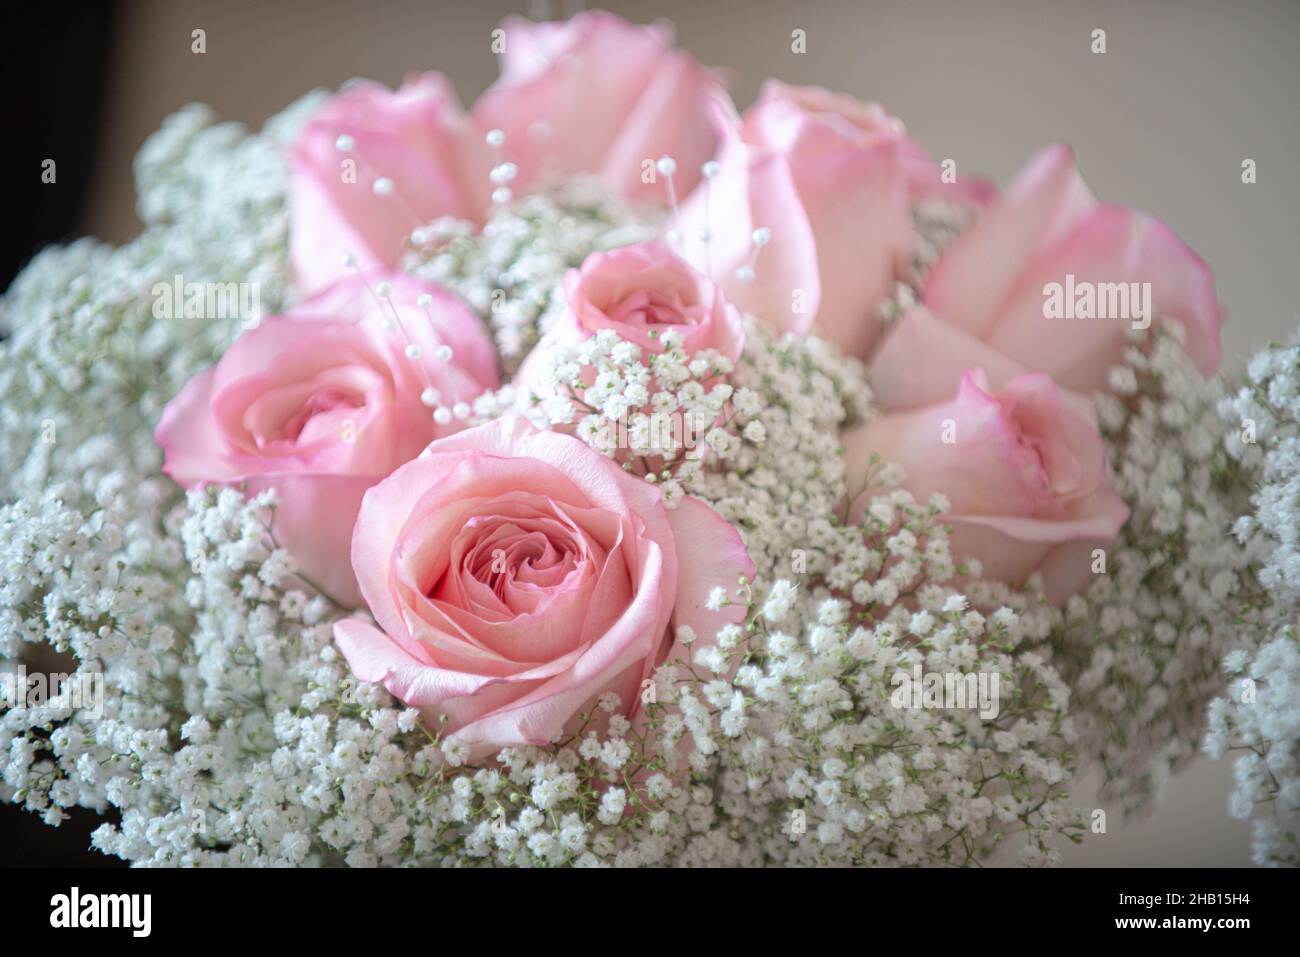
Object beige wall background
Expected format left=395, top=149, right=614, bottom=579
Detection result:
left=84, top=0, right=1299, bottom=866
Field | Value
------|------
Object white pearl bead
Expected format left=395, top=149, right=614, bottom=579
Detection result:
left=420, top=387, right=439, bottom=407
left=335, top=134, right=354, bottom=152
left=655, top=155, right=677, bottom=176
left=435, top=345, right=453, bottom=362
left=485, top=129, right=506, bottom=148
left=405, top=344, right=421, bottom=359
left=372, top=177, right=394, bottom=196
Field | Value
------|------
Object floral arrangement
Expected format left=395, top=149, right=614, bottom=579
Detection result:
left=2, top=9, right=1296, bottom=867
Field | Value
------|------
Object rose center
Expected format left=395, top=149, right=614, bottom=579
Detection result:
left=609, top=289, right=705, bottom=330
left=280, top=387, right=363, bottom=442
left=459, top=520, right=582, bottom=609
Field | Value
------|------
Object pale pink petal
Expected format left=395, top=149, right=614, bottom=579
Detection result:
left=661, top=495, right=754, bottom=660
left=924, top=144, right=1095, bottom=340
left=983, top=205, right=1141, bottom=393
left=597, top=50, right=722, bottom=202
left=333, top=617, right=499, bottom=710
left=866, top=307, right=1096, bottom=419
left=719, top=149, right=822, bottom=335
left=794, top=135, right=908, bottom=357
left=290, top=75, right=491, bottom=293
left=474, top=11, right=723, bottom=201
left=256, top=471, right=375, bottom=607
left=1134, top=214, right=1223, bottom=375
left=155, top=369, right=240, bottom=486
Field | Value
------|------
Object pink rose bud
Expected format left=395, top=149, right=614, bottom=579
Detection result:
left=155, top=272, right=499, bottom=606
left=513, top=240, right=745, bottom=422
left=565, top=240, right=743, bottom=357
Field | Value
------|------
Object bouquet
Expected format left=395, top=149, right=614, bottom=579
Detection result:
left=2, top=9, right=1295, bottom=868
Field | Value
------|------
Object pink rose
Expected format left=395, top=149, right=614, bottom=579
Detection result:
left=679, top=81, right=990, bottom=360
left=559, top=240, right=745, bottom=360
left=868, top=144, right=1223, bottom=411
left=155, top=271, right=499, bottom=606
left=842, top=369, right=1128, bottom=604
left=333, top=415, right=754, bottom=762
left=473, top=11, right=727, bottom=204
left=753, top=82, right=996, bottom=206
left=290, top=74, right=493, bottom=293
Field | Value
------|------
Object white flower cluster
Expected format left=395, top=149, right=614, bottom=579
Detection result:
left=1204, top=629, right=1300, bottom=866
left=1209, top=338, right=1300, bottom=864
left=677, top=320, right=875, bottom=581
left=404, top=182, right=655, bottom=368
left=0, top=464, right=192, bottom=830
left=0, top=98, right=310, bottom=504
left=1223, top=340, right=1300, bottom=601
left=0, top=95, right=316, bottom=839
left=520, top=326, right=755, bottom=501
left=1049, top=326, right=1267, bottom=815
left=737, top=537, right=1082, bottom=866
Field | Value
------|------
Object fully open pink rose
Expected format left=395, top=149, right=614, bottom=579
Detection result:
left=868, top=144, right=1223, bottom=411
left=333, top=415, right=754, bottom=762
left=473, top=11, right=727, bottom=204
left=843, top=369, right=1128, bottom=604
left=155, top=272, right=499, bottom=606
left=290, top=73, right=493, bottom=293
left=678, top=80, right=987, bottom=360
